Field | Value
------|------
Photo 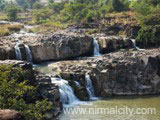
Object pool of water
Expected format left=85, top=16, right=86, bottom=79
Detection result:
left=33, top=62, right=55, bottom=74
left=58, top=96, right=160, bottom=120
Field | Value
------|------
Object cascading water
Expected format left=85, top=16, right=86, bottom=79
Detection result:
left=131, top=39, right=144, bottom=51
left=14, top=43, right=22, bottom=60
left=93, top=38, right=101, bottom=56
left=85, top=74, right=97, bottom=100
left=51, top=77, right=79, bottom=106
left=74, top=81, right=81, bottom=88
left=24, top=44, right=32, bottom=62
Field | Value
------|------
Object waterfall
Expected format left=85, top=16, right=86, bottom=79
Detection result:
left=14, top=43, right=22, bottom=60
left=85, top=74, right=97, bottom=100
left=24, top=44, right=32, bottom=62
left=74, top=81, right=81, bottom=88
left=131, top=39, right=144, bottom=51
left=51, top=77, right=79, bottom=106
left=93, top=38, right=101, bottom=56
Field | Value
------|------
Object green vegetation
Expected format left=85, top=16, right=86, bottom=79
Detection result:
left=133, top=0, right=160, bottom=47
left=0, top=28, right=10, bottom=37
left=4, top=5, right=21, bottom=21
left=0, top=65, right=54, bottom=119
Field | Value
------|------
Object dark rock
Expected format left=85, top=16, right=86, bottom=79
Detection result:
left=97, top=36, right=133, bottom=54
left=49, top=49, right=160, bottom=97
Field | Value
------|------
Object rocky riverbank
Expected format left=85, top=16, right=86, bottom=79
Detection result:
left=0, top=30, right=137, bottom=63
left=48, top=49, right=160, bottom=98
left=0, top=31, right=94, bottom=63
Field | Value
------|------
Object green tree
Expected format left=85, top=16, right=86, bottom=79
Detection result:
left=5, top=5, right=20, bottom=21
left=0, top=0, right=5, bottom=11
left=33, top=1, right=44, bottom=9
left=32, top=8, right=52, bottom=23
left=28, top=0, right=39, bottom=8
left=0, top=65, right=54, bottom=119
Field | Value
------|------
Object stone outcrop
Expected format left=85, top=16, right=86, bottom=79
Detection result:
left=29, top=33, right=93, bottom=63
left=0, top=32, right=93, bottom=63
left=97, top=36, right=133, bottom=54
left=49, top=49, right=160, bottom=97
left=0, top=109, right=24, bottom=120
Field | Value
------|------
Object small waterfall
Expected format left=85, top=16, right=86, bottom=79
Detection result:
left=93, top=38, right=101, bottom=56
left=85, top=74, right=97, bottom=100
left=14, top=43, right=22, bottom=60
left=24, top=45, right=32, bottom=62
left=51, top=77, right=79, bottom=105
left=74, top=81, right=81, bottom=88
left=131, top=39, right=144, bottom=51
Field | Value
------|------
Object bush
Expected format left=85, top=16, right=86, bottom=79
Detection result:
left=5, top=5, right=20, bottom=21
left=32, top=8, right=52, bottom=24
left=136, top=26, right=160, bottom=48
left=0, top=65, right=54, bottom=120
left=0, top=28, right=10, bottom=36
left=33, top=2, right=44, bottom=9
left=7, top=24, right=24, bottom=31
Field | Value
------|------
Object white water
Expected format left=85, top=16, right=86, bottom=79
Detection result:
left=131, top=39, right=144, bottom=51
left=51, top=77, right=80, bottom=106
left=85, top=74, right=97, bottom=100
left=93, top=38, right=101, bottom=56
left=14, top=43, right=22, bottom=60
left=74, top=81, right=81, bottom=88
left=24, top=44, right=32, bottom=62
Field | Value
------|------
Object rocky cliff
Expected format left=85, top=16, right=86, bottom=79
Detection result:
left=97, top=36, right=133, bottom=54
left=49, top=49, right=160, bottom=97
left=0, top=32, right=93, bottom=63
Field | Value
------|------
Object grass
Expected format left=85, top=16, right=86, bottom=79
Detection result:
left=28, top=21, right=68, bottom=33
left=104, top=11, right=139, bottom=26
left=0, top=12, right=7, bottom=20
left=7, top=24, right=24, bottom=31
left=0, top=28, right=10, bottom=37
left=0, top=24, right=24, bottom=37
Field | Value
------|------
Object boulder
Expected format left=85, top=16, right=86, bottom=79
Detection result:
left=97, top=36, right=133, bottom=54
left=0, top=109, right=24, bottom=120
left=30, top=33, right=93, bottom=63
left=0, top=32, right=93, bottom=63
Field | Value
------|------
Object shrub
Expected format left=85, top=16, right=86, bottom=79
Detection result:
left=0, top=28, right=10, bottom=36
left=136, top=26, right=160, bottom=48
left=4, top=5, right=20, bottom=21
left=0, top=65, right=54, bottom=120
left=7, top=24, right=24, bottom=31
left=33, top=2, right=44, bottom=9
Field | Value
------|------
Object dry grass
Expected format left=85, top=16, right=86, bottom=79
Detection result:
left=0, top=24, right=24, bottom=37
left=0, top=12, right=7, bottom=20
left=0, top=29, right=10, bottom=37
left=104, top=11, right=139, bottom=26
left=7, top=24, right=24, bottom=31
left=28, top=21, right=68, bottom=33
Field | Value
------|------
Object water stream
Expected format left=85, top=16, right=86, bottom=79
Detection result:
left=93, top=38, right=101, bottom=56
left=131, top=39, right=144, bottom=51
left=51, top=77, right=80, bottom=106
left=85, top=74, right=97, bottom=100
left=14, top=43, right=22, bottom=60
left=24, top=44, right=32, bottom=62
